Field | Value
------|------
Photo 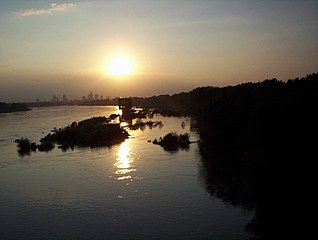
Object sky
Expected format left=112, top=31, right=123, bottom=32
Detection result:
left=0, top=0, right=317, bottom=102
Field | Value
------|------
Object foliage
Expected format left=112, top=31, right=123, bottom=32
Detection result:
left=153, top=132, right=192, bottom=152
left=0, top=102, right=31, bottom=113
left=128, top=119, right=163, bottom=131
left=13, top=137, right=53, bottom=156
left=136, top=72, right=318, bottom=239
left=41, top=117, right=129, bottom=148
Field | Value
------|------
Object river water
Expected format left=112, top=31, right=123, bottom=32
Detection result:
left=0, top=106, right=253, bottom=240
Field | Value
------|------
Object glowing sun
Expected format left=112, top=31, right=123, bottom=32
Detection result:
left=106, top=56, right=133, bottom=77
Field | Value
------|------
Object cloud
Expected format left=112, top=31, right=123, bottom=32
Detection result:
left=16, top=3, right=76, bottom=17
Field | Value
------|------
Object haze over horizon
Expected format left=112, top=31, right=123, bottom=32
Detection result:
left=1, top=0, right=317, bottom=102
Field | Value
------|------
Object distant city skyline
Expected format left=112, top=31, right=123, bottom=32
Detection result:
left=1, top=0, right=317, bottom=102
left=35, top=91, right=110, bottom=103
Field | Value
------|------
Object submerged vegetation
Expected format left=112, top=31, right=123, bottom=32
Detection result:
left=14, top=116, right=164, bottom=155
left=14, top=117, right=129, bottom=155
left=14, top=137, right=54, bottom=156
left=128, top=119, right=163, bottom=131
left=153, top=132, right=193, bottom=152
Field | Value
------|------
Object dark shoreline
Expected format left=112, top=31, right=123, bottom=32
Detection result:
left=133, top=72, right=317, bottom=239
left=0, top=102, right=31, bottom=113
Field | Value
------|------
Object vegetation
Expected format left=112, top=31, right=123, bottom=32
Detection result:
left=41, top=117, right=129, bottom=148
left=14, top=115, right=165, bottom=155
left=12, top=73, right=317, bottom=238
left=0, top=102, right=31, bottom=113
left=133, top=72, right=317, bottom=116
left=153, top=132, right=193, bottom=152
left=128, top=119, right=163, bottom=131
left=134, top=72, right=318, bottom=239
left=14, top=117, right=129, bottom=155
left=14, top=137, right=54, bottom=156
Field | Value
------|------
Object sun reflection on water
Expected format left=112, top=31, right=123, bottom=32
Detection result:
left=114, top=140, right=135, bottom=180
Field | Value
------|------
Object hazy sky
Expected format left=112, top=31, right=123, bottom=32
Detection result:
left=1, top=0, right=317, bottom=102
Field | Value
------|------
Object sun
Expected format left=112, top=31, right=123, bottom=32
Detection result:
left=106, top=56, right=133, bottom=77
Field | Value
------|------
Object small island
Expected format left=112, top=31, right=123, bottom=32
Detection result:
left=14, top=116, right=164, bottom=155
left=153, top=132, right=194, bottom=151
left=42, top=116, right=129, bottom=148
left=0, top=102, right=31, bottom=113
left=15, top=117, right=129, bottom=155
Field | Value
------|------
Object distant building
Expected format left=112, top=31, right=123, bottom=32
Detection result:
left=94, top=94, right=99, bottom=100
left=52, top=95, right=57, bottom=102
left=100, top=95, right=103, bottom=100
left=62, top=94, right=68, bottom=102
left=88, top=91, right=94, bottom=101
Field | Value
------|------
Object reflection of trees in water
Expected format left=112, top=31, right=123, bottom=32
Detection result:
left=186, top=76, right=318, bottom=239
left=162, top=142, right=190, bottom=154
left=136, top=73, right=317, bottom=239
left=197, top=114, right=310, bottom=239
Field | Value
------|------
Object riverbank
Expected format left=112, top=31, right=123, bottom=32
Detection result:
left=0, top=102, right=31, bottom=113
left=134, top=73, right=318, bottom=239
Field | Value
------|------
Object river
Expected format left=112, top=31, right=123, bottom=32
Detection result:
left=0, top=106, right=253, bottom=240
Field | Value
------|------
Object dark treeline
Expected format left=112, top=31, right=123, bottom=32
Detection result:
left=135, top=73, right=318, bottom=239
left=0, top=102, right=31, bottom=113
left=133, top=73, right=318, bottom=118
